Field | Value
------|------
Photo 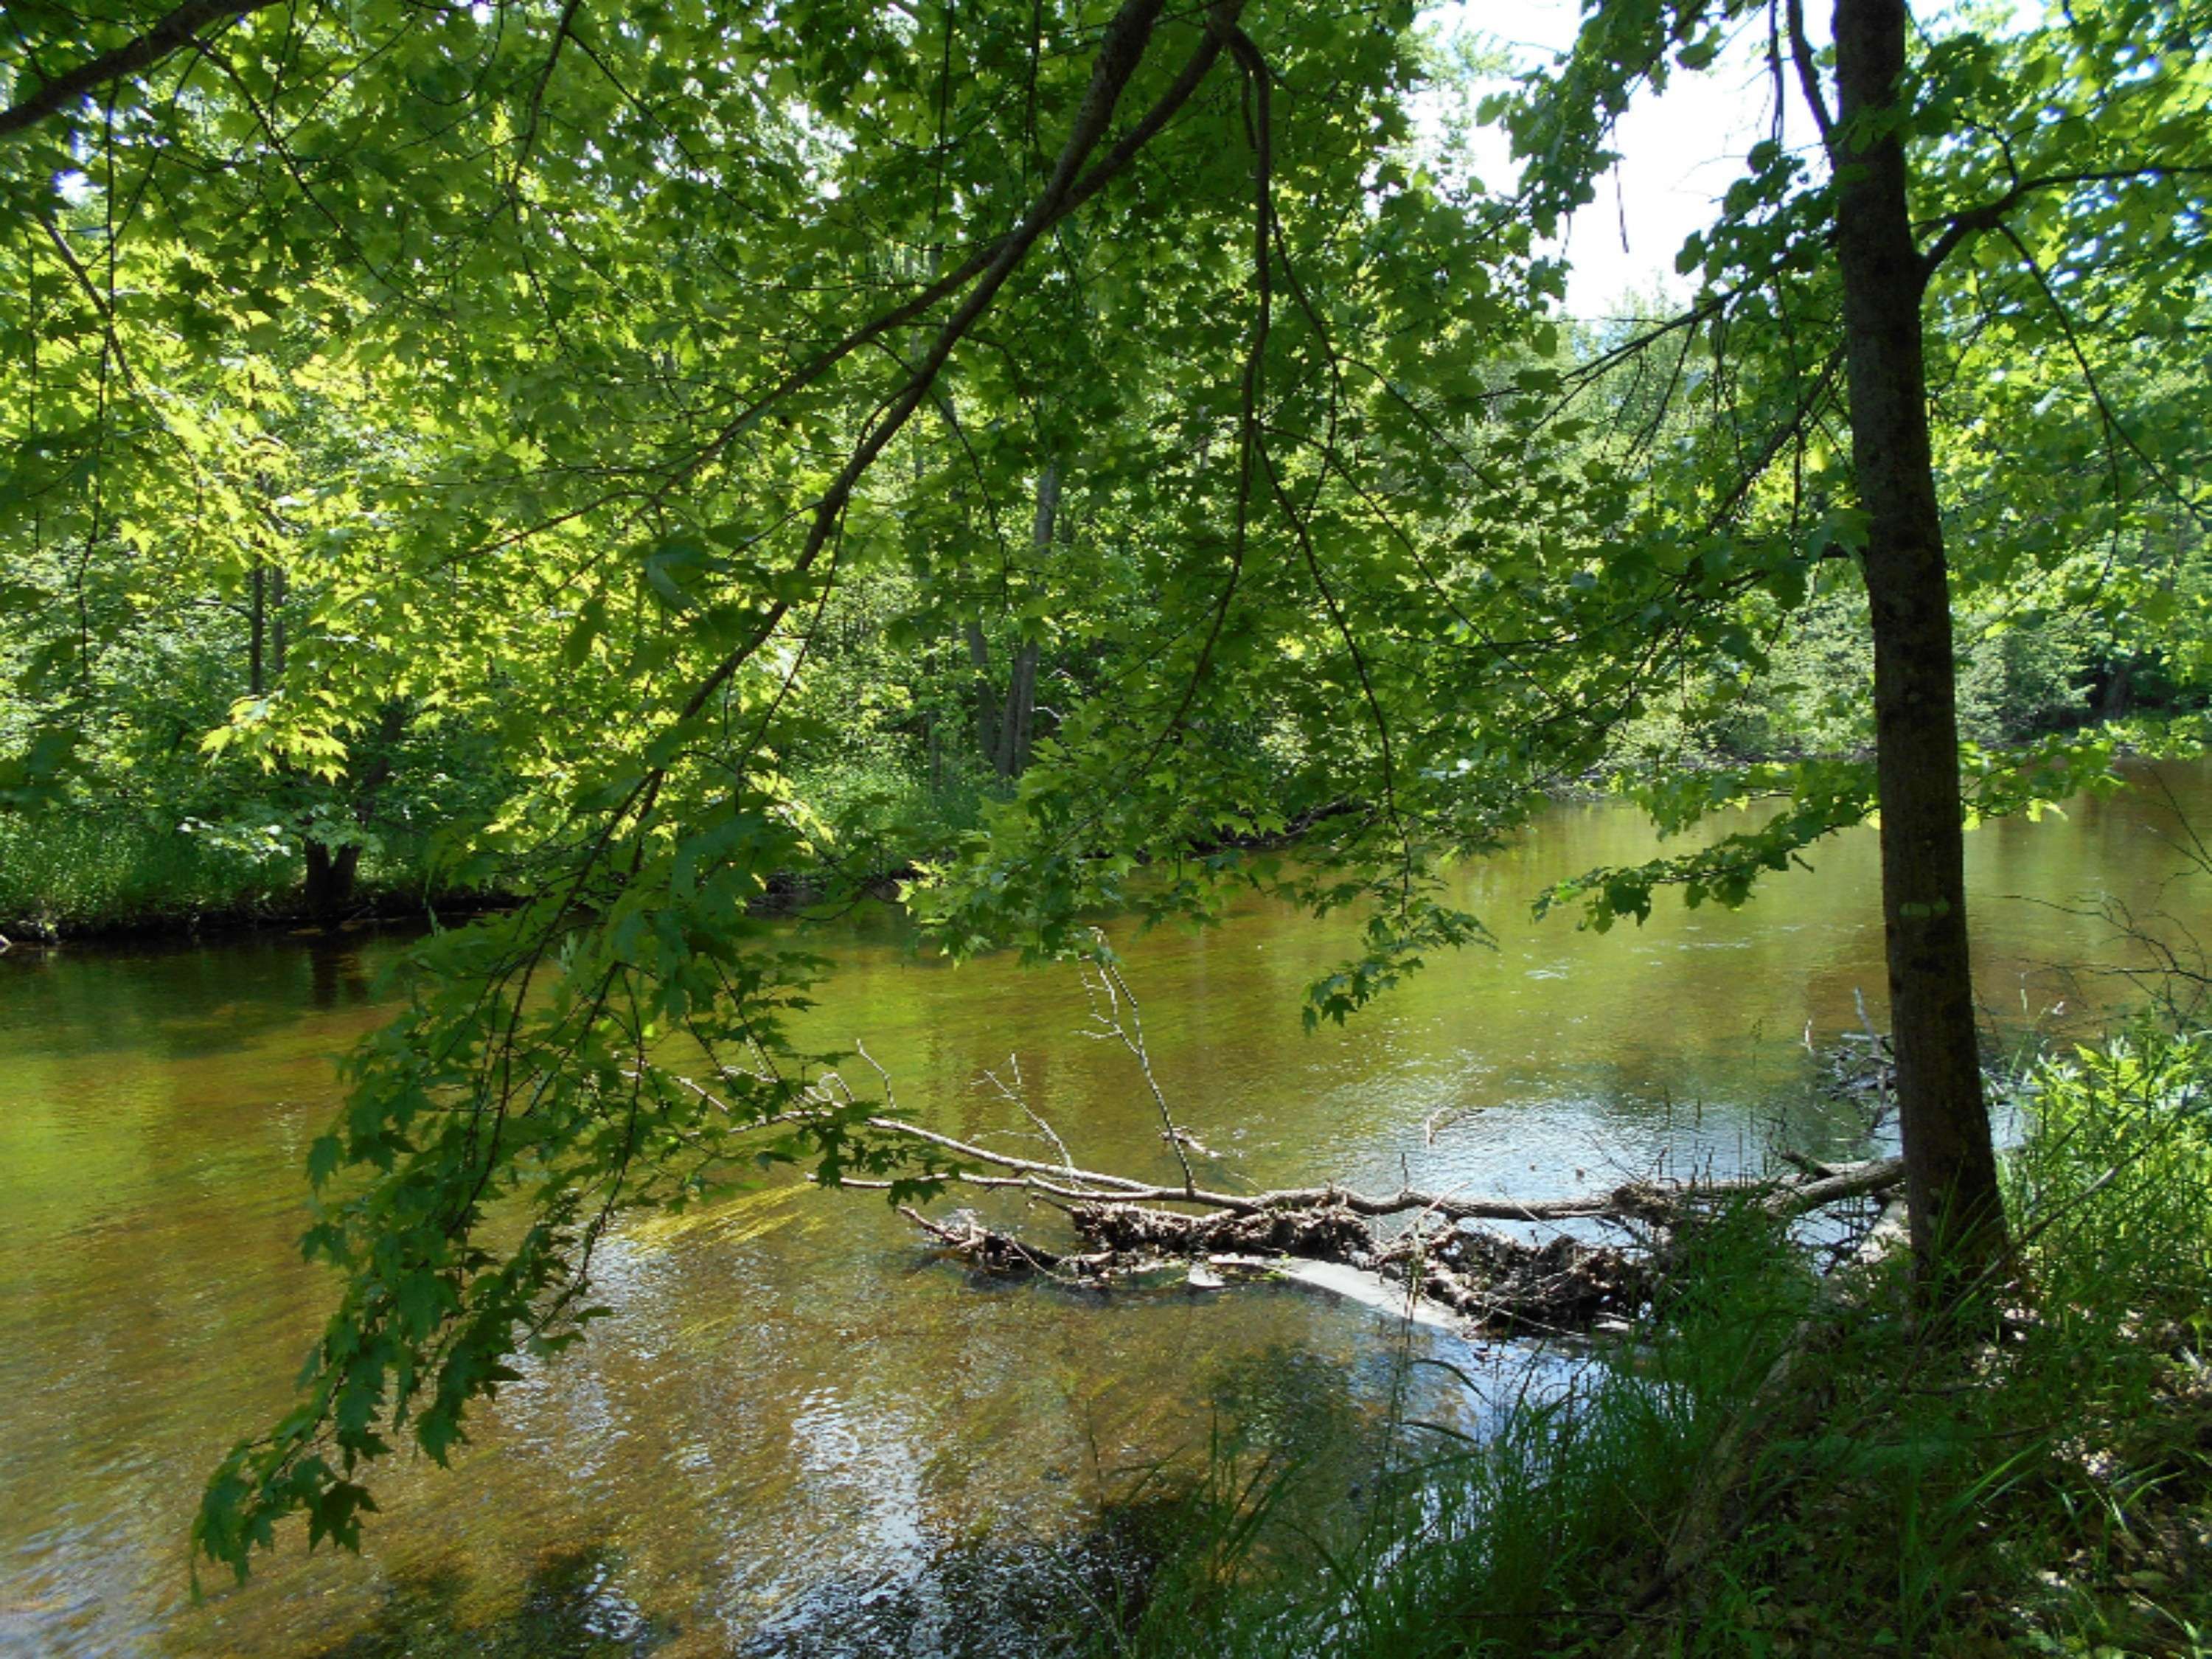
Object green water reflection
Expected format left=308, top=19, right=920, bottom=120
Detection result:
left=3, top=765, right=2207, bottom=1656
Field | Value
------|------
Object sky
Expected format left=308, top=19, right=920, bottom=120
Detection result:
left=1430, top=0, right=1810, bottom=319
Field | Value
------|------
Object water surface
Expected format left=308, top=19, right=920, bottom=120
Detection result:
left=4, top=765, right=2206, bottom=1656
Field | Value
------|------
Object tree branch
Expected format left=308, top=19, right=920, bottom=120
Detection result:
left=1994, top=218, right=2212, bottom=532
left=661, top=1, right=1239, bottom=502
left=1784, top=0, right=1835, bottom=147
left=1921, top=166, right=2212, bottom=280
left=0, top=0, right=284, bottom=142
left=774, top=1091, right=1906, bottom=1226
left=508, top=0, right=587, bottom=188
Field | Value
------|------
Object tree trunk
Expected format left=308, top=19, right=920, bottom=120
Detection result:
left=249, top=563, right=266, bottom=696
left=964, top=616, right=1000, bottom=766
left=302, top=838, right=363, bottom=918
left=997, top=642, right=1039, bottom=778
left=270, top=564, right=288, bottom=679
left=1830, top=0, right=2008, bottom=1292
left=300, top=703, right=405, bottom=922
left=994, top=461, right=1060, bottom=779
left=2098, top=658, right=2132, bottom=720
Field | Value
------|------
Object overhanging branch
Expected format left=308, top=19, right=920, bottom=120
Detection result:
left=0, top=0, right=284, bottom=142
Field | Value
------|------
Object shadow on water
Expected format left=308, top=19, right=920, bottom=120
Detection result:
left=725, top=1343, right=1383, bottom=1659
left=0, top=927, right=408, bottom=1062
left=298, top=1502, right=1197, bottom=1659
left=307, top=940, right=378, bottom=1012
left=305, top=1544, right=664, bottom=1658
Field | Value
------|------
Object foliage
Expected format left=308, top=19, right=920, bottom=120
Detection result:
left=0, top=0, right=2208, bottom=1574
left=0, top=807, right=301, bottom=932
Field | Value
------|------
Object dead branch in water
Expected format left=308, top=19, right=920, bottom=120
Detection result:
left=655, top=1044, right=1905, bottom=1338
left=667, top=1062, right=1902, bottom=1225
left=832, top=1106, right=1902, bottom=1227
left=858, top=1113, right=1899, bottom=1334
left=644, top=947, right=1908, bottom=1338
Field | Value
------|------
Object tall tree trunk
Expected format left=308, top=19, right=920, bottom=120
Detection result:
left=249, top=563, right=266, bottom=696
left=302, top=838, right=363, bottom=919
left=271, top=564, right=288, bottom=680
left=995, top=461, right=1060, bottom=779
left=997, top=641, right=1039, bottom=777
left=2098, top=658, right=2132, bottom=720
left=964, top=615, right=1000, bottom=766
left=1831, top=0, right=2008, bottom=1291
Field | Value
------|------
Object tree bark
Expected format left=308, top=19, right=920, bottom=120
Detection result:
left=2098, top=658, right=2132, bottom=720
left=270, top=565, right=288, bottom=680
left=248, top=563, right=266, bottom=696
left=0, top=0, right=287, bottom=142
left=1830, top=0, right=2008, bottom=1291
left=994, top=460, right=1059, bottom=779
left=996, top=642, right=1039, bottom=777
left=963, top=614, right=1000, bottom=766
left=302, top=838, right=363, bottom=919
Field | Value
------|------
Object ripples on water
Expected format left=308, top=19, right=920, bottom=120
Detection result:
left=4, top=765, right=2207, bottom=1656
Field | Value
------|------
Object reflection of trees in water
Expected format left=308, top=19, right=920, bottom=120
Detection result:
left=327, top=1514, right=1178, bottom=1659
left=288, top=1350, right=1386, bottom=1658
left=730, top=1514, right=1170, bottom=1659
left=307, top=944, right=374, bottom=1011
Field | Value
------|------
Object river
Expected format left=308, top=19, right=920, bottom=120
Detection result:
left=4, top=764, right=2206, bottom=1657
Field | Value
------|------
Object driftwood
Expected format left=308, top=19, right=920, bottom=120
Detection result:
left=656, top=954, right=1907, bottom=1340
left=661, top=1119, right=1902, bottom=1340
left=859, top=1109, right=1902, bottom=1335
left=797, top=1102, right=1904, bottom=1226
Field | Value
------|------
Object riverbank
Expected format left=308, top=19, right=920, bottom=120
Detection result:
left=1102, top=1020, right=2212, bottom=1657
left=0, top=886, right=524, bottom=950
left=13, top=717, right=2198, bottom=946
left=0, top=810, right=521, bottom=945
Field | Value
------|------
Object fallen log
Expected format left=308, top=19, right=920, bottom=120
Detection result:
left=650, top=994, right=1906, bottom=1341
left=900, top=1197, right=1649, bottom=1334
left=801, top=1105, right=1903, bottom=1228
left=848, top=1108, right=1902, bottom=1337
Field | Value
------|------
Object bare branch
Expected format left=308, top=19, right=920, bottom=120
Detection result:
left=1079, top=939, right=1199, bottom=1194
left=1784, top=0, right=1835, bottom=147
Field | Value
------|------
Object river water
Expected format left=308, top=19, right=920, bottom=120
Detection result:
left=4, top=765, right=2206, bottom=1657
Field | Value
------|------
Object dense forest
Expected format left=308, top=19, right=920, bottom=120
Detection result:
left=3, top=0, right=2211, bottom=1652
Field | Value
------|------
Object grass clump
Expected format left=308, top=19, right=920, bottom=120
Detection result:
left=0, top=807, right=453, bottom=935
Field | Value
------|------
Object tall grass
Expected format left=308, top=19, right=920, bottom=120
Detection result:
left=1097, top=1203, right=1823, bottom=1658
left=1102, top=1024, right=2212, bottom=1657
left=0, top=811, right=299, bottom=932
left=0, top=810, right=445, bottom=933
